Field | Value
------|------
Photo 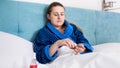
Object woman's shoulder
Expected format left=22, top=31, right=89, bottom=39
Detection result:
left=37, top=25, right=48, bottom=34
left=39, top=25, right=48, bottom=31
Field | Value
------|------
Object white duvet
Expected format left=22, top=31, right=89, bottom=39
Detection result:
left=38, top=43, right=120, bottom=68
left=1, top=31, right=120, bottom=68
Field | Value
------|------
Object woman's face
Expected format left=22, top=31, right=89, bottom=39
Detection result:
left=47, top=6, right=65, bottom=28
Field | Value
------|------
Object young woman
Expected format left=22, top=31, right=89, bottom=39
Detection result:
left=33, top=2, right=94, bottom=64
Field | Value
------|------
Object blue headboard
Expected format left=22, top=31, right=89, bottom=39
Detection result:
left=1, top=1, right=120, bottom=45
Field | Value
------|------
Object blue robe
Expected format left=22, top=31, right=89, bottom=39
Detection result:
left=34, top=20, right=94, bottom=64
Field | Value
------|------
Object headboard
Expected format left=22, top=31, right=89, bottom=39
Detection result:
left=1, top=1, right=120, bottom=45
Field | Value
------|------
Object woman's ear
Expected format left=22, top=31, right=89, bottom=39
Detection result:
left=47, top=14, right=50, bottom=20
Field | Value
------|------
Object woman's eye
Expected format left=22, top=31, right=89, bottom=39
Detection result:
left=53, top=13, right=64, bottom=16
left=54, top=14, right=58, bottom=16
left=61, top=14, right=64, bottom=16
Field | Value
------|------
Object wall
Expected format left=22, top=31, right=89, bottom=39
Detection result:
left=14, top=0, right=102, bottom=10
left=14, top=0, right=120, bottom=13
left=107, top=0, right=120, bottom=13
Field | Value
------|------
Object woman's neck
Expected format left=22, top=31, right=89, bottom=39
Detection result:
left=56, top=25, right=66, bottom=34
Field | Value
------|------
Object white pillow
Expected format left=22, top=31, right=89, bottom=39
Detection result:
left=0, top=31, right=34, bottom=68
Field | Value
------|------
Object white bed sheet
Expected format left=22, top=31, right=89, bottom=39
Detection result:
left=0, top=31, right=33, bottom=68
left=37, top=43, right=120, bottom=68
left=1, top=31, right=120, bottom=68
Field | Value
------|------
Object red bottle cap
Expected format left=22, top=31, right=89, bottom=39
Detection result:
left=30, top=64, right=37, bottom=68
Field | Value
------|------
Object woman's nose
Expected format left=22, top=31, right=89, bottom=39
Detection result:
left=58, top=15, right=61, bottom=19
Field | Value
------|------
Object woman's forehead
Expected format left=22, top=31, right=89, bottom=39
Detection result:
left=51, top=6, right=65, bottom=12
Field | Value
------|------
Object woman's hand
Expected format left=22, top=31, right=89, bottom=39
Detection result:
left=52, top=39, right=87, bottom=55
left=50, top=38, right=76, bottom=56
left=53, top=38, right=77, bottom=48
left=63, top=38, right=77, bottom=49
left=73, top=44, right=86, bottom=54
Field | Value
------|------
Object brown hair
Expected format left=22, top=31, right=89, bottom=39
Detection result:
left=46, top=2, right=65, bottom=14
left=70, top=21, right=83, bottom=33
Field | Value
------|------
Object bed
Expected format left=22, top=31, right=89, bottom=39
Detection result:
left=1, top=31, right=120, bottom=68
left=44, top=43, right=120, bottom=68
